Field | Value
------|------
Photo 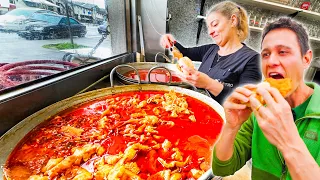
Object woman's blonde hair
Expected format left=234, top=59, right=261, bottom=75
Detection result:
left=206, top=1, right=249, bottom=42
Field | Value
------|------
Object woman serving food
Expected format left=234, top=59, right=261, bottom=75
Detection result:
left=160, top=1, right=262, bottom=103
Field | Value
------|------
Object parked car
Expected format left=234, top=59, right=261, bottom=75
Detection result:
left=0, top=8, right=57, bottom=32
left=18, top=13, right=87, bottom=40
left=98, top=21, right=110, bottom=35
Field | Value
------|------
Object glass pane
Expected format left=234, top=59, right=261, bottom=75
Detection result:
left=0, top=0, right=125, bottom=92
left=69, top=18, right=79, bottom=24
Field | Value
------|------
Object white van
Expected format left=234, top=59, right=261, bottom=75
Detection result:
left=0, top=0, right=10, bottom=15
left=0, top=8, right=57, bottom=32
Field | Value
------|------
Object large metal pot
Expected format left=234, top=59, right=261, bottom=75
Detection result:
left=115, top=52, right=201, bottom=86
left=0, top=65, right=223, bottom=179
left=115, top=63, right=194, bottom=89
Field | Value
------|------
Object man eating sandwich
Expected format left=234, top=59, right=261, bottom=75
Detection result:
left=211, top=17, right=320, bottom=180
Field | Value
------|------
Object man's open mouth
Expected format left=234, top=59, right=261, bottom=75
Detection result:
left=268, top=72, right=284, bottom=79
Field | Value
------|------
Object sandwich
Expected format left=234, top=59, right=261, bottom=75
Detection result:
left=176, top=57, right=195, bottom=73
left=172, top=46, right=183, bottom=60
left=243, top=78, right=292, bottom=107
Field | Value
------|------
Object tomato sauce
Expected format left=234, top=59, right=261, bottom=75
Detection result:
left=4, top=91, right=224, bottom=179
left=124, top=69, right=182, bottom=83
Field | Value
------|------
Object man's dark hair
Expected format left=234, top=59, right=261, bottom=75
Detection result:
left=261, top=17, right=310, bottom=56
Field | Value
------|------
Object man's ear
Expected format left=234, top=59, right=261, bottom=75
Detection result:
left=303, top=50, right=312, bottom=69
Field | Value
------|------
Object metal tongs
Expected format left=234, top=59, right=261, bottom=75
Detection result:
left=154, top=46, right=182, bottom=64
left=169, top=46, right=183, bottom=64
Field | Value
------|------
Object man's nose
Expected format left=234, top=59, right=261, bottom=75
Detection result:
left=267, top=53, right=281, bottom=66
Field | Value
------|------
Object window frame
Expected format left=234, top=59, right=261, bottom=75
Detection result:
left=0, top=0, right=132, bottom=100
left=0, top=0, right=133, bottom=136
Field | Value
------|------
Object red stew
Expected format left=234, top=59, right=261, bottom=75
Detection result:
left=124, top=69, right=182, bottom=83
left=4, top=91, right=223, bottom=180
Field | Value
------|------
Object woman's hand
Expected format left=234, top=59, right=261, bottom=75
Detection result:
left=177, top=60, right=225, bottom=96
left=223, top=85, right=255, bottom=130
left=160, top=34, right=176, bottom=48
left=176, top=60, right=211, bottom=89
left=177, top=67, right=211, bottom=89
left=249, top=86, right=299, bottom=152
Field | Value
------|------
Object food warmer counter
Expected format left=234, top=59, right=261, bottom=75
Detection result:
left=0, top=53, right=223, bottom=180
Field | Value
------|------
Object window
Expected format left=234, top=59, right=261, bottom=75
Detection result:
left=59, top=18, right=67, bottom=25
left=0, top=0, right=126, bottom=93
left=31, top=13, right=61, bottom=24
left=69, top=18, right=79, bottom=25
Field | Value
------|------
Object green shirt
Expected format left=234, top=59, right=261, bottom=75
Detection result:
left=212, top=83, right=320, bottom=180
left=293, top=95, right=311, bottom=120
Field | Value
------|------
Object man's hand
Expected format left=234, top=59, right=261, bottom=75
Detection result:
left=213, top=84, right=255, bottom=162
left=223, top=85, right=255, bottom=130
left=249, top=86, right=300, bottom=152
left=249, top=85, right=320, bottom=180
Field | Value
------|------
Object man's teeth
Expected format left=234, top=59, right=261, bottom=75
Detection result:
left=270, top=72, right=279, bottom=76
left=270, top=72, right=282, bottom=77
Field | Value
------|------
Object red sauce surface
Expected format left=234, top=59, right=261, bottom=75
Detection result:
left=124, top=69, right=182, bottom=83
left=4, top=91, right=223, bottom=179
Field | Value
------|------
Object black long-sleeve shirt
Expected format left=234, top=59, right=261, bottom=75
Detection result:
left=175, top=42, right=262, bottom=104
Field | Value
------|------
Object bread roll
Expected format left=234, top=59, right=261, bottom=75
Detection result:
left=242, top=78, right=292, bottom=107
left=172, top=47, right=183, bottom=60
left=265, top=78, right=292, bottom=97
left=176, top=57, right=195, bottom=73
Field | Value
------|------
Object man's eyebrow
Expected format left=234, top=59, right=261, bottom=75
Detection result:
left=261, top=45, right=292, bottom=52
left=276, top=45, right=292, bottom=50
left=261, top=48, right=269, bottom=53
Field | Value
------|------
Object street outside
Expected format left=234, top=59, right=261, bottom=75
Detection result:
left=0, top=24, right=112, bottom=63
